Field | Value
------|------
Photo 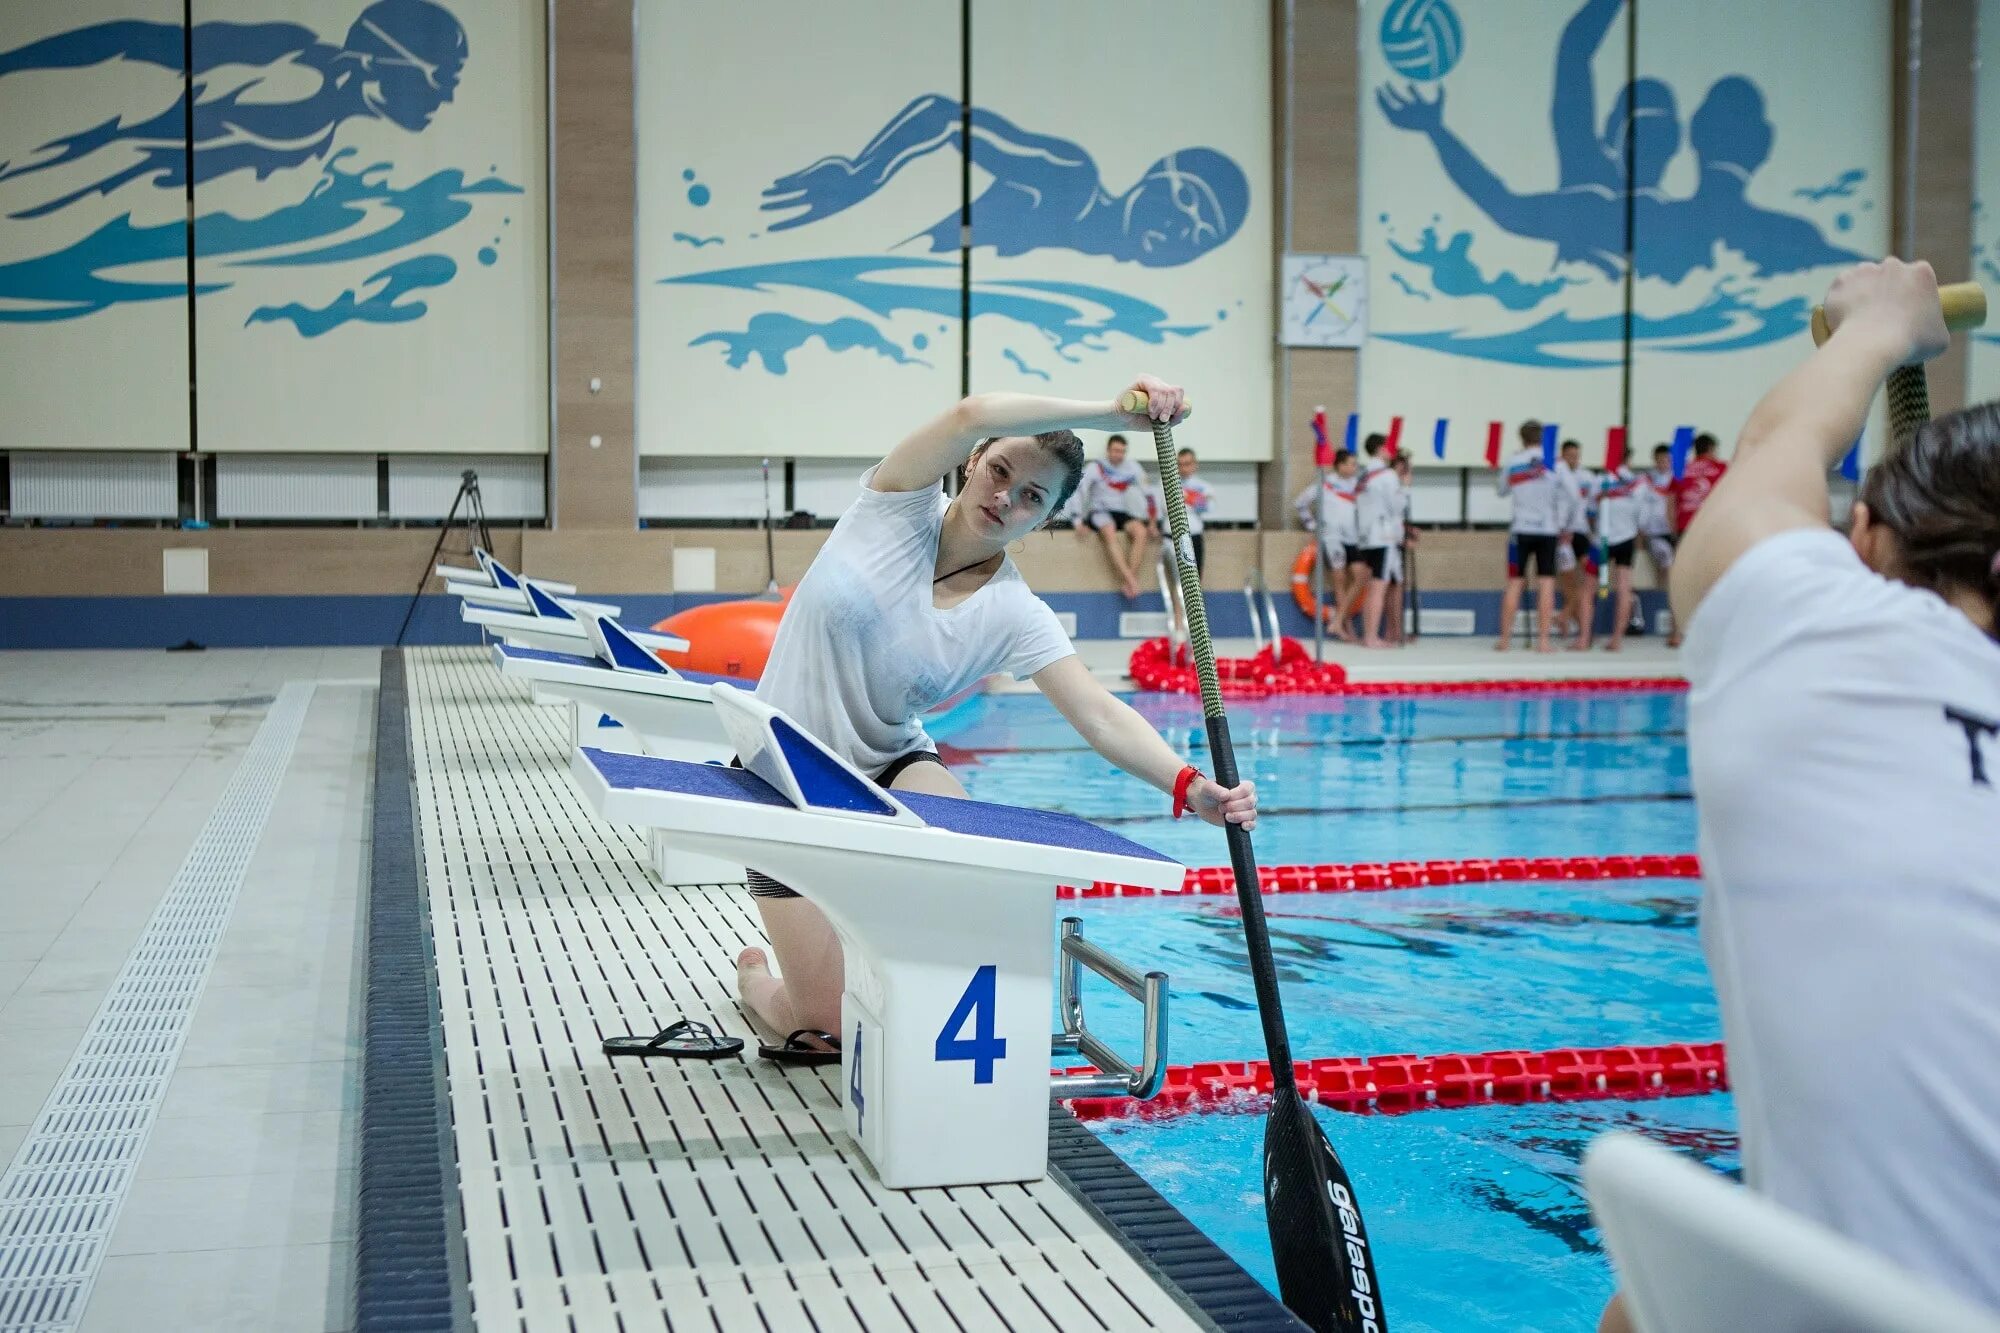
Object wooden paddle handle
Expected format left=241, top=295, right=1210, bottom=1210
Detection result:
left=1119, top=389, right=1192, bottom=416
left=1809, top=280, right=1985, bottom=346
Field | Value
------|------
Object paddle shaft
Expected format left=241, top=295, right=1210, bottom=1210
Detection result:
left=1126, top=391, right=1387, bottom=1333
left=1124, top=393, right=1296, bottom=1065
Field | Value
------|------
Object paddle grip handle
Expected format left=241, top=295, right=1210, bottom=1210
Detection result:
left=1808, top=280, right=1985, bottom=346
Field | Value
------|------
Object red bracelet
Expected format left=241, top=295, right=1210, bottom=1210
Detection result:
left=1171, top=765, right=1201, bottom=820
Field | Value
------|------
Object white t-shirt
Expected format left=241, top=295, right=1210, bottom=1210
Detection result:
left=1685, top=528, right=2000, bottom=1310
left=1294, top=475, right=1360, bottom=546
left=1355, top=460, right=1403, bottom=548
left=1596, top=468, right=1641, bottom=546
left=1637, top=468, right=1675, bottom=537
left=1496, top=449, right=1561, bottom=536
left=1177, top=475, right=1212, bottom=536
left=1554, top=460, right=1592, bottom=535
left=757, top=468, right=1077, bottom=773
left=1078, top=457, right=1148, bottom=520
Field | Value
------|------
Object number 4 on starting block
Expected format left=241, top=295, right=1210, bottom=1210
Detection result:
left=935, top=965, right=1006, bottom=1084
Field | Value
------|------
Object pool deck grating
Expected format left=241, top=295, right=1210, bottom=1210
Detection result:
left=392, top=646, right=1299, bottom=1332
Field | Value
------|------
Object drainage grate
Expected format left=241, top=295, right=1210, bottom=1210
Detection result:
left=402, top=648, right=1213, bottom=1331
left=0, top=684, right=315, bottom=1333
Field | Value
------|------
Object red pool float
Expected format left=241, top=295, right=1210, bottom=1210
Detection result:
left=651, top=589, right=791, bottom=681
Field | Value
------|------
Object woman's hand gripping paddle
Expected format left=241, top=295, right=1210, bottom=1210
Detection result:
left=1121, top=389, right=1388, bottom=1333
left=1811, top=279, right=1986, bottom=448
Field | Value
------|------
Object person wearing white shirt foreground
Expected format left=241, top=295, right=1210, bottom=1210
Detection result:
left=1599, top=258, right=2000, bottom=1329
left=737, top=375, right=1258, bottom=1060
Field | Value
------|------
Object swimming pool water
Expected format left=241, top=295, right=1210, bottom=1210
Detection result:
left=933, top=691, right=1694, bottom=866
left=1065, top=879, right=1713, bottom=1061
left=1095, top=1095, right=1740, bottom=1333
left=939, top=689, right=1729, bottom=1332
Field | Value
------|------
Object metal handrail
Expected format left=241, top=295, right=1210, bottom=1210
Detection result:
left=1048, top=917, right=1169, bottom=1100
left=1156, top=545, right=1185, bottom=660
left=1242, top=577, right=1266, bottom=657
left=1251, top=568, right=1282, bottom=650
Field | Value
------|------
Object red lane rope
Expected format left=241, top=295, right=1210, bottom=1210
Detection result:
left=1058, top=852, right=1702, bottom=899
left=1061, top=1040, right=1728, bottom=1123
left=1129, top=636, right=1686, bottom=700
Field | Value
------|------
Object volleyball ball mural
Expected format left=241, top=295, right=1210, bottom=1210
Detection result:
left=1379, top=0, right=1464, bottom=82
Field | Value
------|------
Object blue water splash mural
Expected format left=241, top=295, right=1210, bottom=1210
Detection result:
left=1002, top=349, right=1049, bottom=381
left=248, top=253, right=456, bottom=334
left=672, top=232, right=725, bottom=248
left=667, top=255, right=1206, bottom=374
left=1390, top=272, right=1432, bottom=301
left=0, top=2, right=517, bottom=334
left=1794, top=168, right=1866, bottom=202
left=692, top=312, right=930, bottom=374
left=1373, top=0, right=1868, bottom=364
left=657, top=93, right=1249, bottom=375
left=1389, top=225, right=1569, bottom=310
left=1380, top=282, right=1809, bottom=368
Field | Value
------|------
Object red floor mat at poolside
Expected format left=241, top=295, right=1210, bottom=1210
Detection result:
left=1128, top=636, right=1686, bottom=700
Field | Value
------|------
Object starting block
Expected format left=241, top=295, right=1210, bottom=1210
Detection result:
left=463, top=581, right=687, bottom=659
left=570, top=684, right=1181, bottom=1189
left=495, top=615, right=746, bottom=884
left=438, top=548, right=578, bottom=597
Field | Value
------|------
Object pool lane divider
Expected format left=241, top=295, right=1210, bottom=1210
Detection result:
left=1061, top=1040, right=1728, bottom=1123
left=1129, top=635, right=1688, bottom=699
left=1059, top=852, right=1703, bottom=899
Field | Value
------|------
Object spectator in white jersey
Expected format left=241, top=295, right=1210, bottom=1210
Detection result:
left=1386, top=453, right=1416, bottom=645
left=1155, top=447, right=1212, bottom=634
left=1495, top=420, right=1563, bottom=652
left=1638, top=442, right=1682, bottom=645
left=1294, top=449, right=1361, bottom=639
left=1555, top=438, right=1597, bottom=649
left=1597, top=258, right=2000, bottom=1330
left=1075, top=433, right=1152, bottom=600
left=1594, top=463, right=1643, bottom=652
left=1171, top=447, right=1211, bottom=576
left=1353, top=434, right=1404, bottom=648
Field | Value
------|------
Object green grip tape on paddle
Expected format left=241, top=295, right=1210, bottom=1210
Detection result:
left=1122, top=390, right=1221, bottom=721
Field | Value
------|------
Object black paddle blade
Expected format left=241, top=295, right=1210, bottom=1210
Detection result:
left=1264, top=1086, right=1387, bottom=1333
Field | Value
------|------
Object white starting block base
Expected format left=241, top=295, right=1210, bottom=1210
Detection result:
left=572, top=687, right=1184, bottom=1190
left=495, top=641, right=748, bottom=886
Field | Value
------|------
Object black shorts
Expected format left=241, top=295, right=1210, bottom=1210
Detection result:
left=1607, top=538, right=1636, bottom=568
left=1513, top=533, right=1559, bottom=579
left=1351, top=546, right=1387, bottom=578
left=1569, top=532, right=1592, bottom=559
left=1190, top=533, right=1206, bottom=574
left=737, top=749, right=945, bottom=899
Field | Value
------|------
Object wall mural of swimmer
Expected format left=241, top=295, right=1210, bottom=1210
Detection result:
left=1361, top=0, right=1889, bottom=465
left=0, top=0, right=544, bottom=454
left=638, top=0, right=1270, bottom=464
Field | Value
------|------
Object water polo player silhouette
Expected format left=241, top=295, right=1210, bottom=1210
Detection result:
left=1375, top=0, right=1859, bottom=281
left=0, top=0, right=466, bottom=220
left=759, top=93, right=1248, bottom=267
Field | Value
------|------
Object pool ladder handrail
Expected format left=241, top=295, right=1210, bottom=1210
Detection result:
left=1156, top=543, right=1188, bottom=661
left=1243, top=568, right=1284, bottom=657
left=1048, top=917, right=1169, bottom=1100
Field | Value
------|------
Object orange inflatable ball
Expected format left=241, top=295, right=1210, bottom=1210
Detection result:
left=651, top=589, right=791, bottom=681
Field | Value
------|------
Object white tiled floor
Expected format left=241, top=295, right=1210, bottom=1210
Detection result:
left=0, top=649, right=378, bottom=1333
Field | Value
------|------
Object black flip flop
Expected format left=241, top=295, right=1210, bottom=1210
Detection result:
left=758, top=1029, right=842, bottom=1066
left=603, top=1018, right=744, bottom=1061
